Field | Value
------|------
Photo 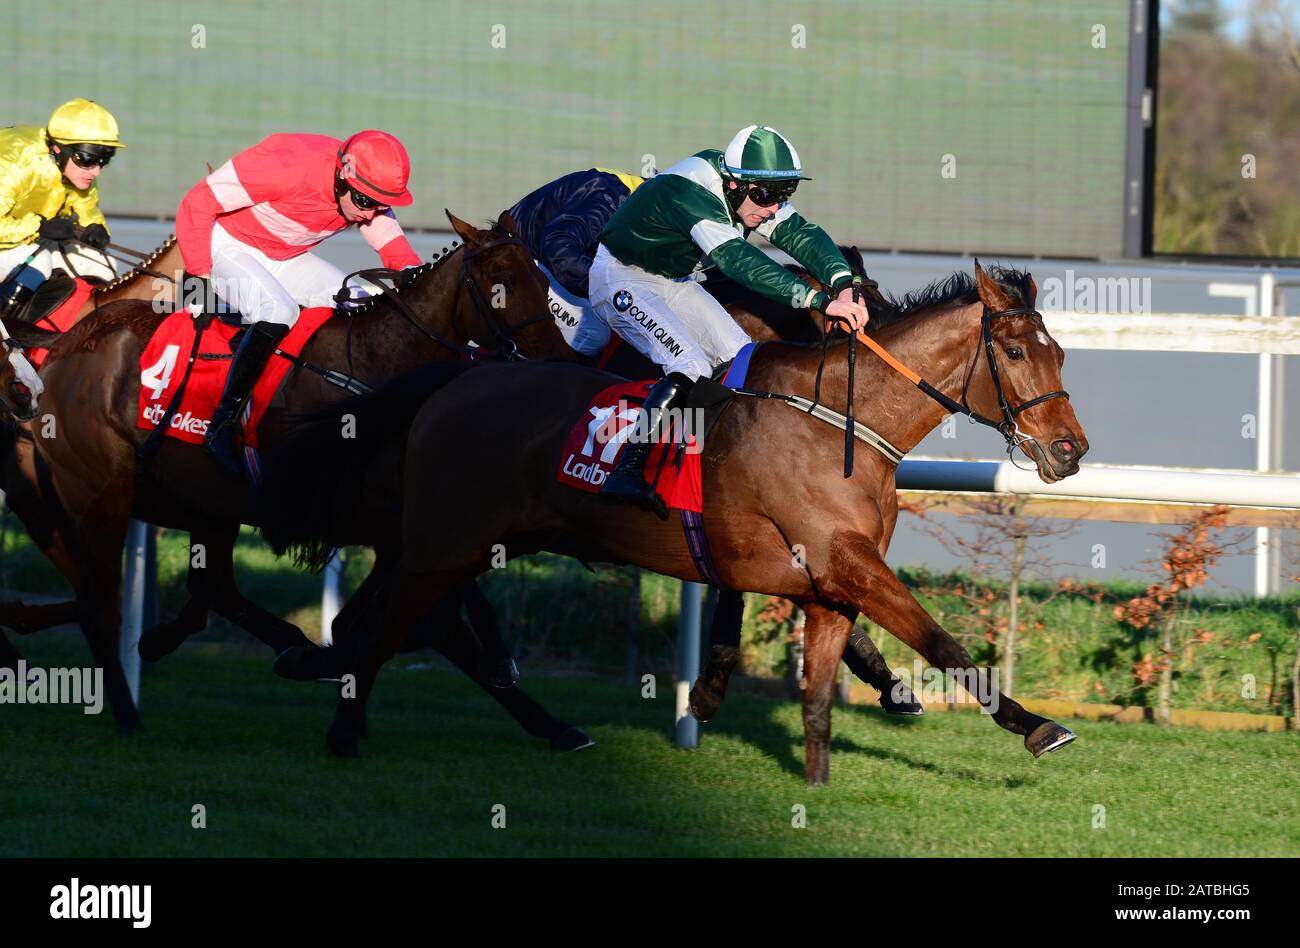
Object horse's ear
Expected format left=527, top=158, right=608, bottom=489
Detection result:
left=973, top=258, right=1013, bottom=310
left=445, top=210, right=483, bottom=248
left=497, top=209, right=520, bottom=236
left=1026, top=272, right=1038, bottom=308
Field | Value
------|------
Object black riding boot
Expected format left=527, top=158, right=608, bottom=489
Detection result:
left=0, top=282, right=37, bottom=324
left=205, top=321, right=290, bottom=476
left=600, top=371, right=692, bottom=520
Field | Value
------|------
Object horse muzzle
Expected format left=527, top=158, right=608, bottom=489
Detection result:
left=6, top=381, right=39, bottom=422
left=1024, top=434, right=1086, bottom=483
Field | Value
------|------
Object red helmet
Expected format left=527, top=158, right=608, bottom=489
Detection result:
left=336, top=130, right=413, bottom=207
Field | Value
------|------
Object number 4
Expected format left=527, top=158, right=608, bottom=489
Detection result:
left=141, top=344, right=181, bottom=400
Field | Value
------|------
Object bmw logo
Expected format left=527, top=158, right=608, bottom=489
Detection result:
left=613, top=289, right=633, bottom=312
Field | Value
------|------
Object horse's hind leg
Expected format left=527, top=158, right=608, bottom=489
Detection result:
left=200, top=524, right=316, bottom=663
left=0, top=599, right=81, bottom=636
left=407, top=600, right=593, bottom=752
left=459, top=579, right=519, bottom=688
left=842, top=627, right=923, bottom=715
left=328, top=565, right=475, bottom=758
left=137, top=541, right=214, bottom=662
left=822, top=533, right=1074, bottom=760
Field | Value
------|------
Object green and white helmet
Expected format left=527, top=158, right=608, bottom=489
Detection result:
left=721, top=125, right=811, bottom=182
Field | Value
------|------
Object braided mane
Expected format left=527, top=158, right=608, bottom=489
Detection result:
left=93, top=234, right=179, bottom=294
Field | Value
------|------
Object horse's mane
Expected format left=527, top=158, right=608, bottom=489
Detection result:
left=95, top=234, right=178, bottom=294
left=867, top=266, right=1034, bottom=332
left=336, top=225, right=504, bottom=319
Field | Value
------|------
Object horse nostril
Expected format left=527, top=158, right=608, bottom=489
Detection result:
left=1059, top=440, right=1074, bottom=455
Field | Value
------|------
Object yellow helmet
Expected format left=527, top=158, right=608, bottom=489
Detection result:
left=47, top=98, right=125, bottom=148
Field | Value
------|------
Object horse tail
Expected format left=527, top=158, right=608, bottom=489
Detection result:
left=257, top=360, right=476, bottom=570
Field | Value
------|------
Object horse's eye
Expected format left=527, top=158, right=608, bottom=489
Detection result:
left=1006, top=346, right=1025, bottom=360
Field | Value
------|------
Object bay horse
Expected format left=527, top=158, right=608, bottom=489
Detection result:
left=266, top=261, right=1088, bottom=784
left=1, top=210, right=576, bottom=733
left=0, top=237, right=916, bottom=721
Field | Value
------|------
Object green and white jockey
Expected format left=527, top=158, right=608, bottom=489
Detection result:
left=594, top=124, right=870, bottom=516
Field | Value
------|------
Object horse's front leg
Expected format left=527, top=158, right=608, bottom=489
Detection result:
left=688, top=587, right=745, bottom=722
left=819, top=531, right=1075, bottom=758
left=799, top=602, right=856, bottom=785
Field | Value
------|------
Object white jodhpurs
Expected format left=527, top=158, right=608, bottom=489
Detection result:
left=588, top=243, right=749, bottom=381
left=208, top=223, right=380, bottom=327
left=537, top=260, right=611, bottom=356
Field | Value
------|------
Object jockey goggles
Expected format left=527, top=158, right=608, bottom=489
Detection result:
left=68, top=145, right=115, bottom=169
left=348, top=187, right=389, bottom=212
left=744, top=178, right=798, bottom=207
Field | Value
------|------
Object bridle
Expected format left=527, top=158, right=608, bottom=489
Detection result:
left=337, top=233, right=553, bottom=363
left=950, top=303, right=1071, bottom=452
left=803, top=293, right=1073, bottom=474
left=458, top=235, right=556, bottom=360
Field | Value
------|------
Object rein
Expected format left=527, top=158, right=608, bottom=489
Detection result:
left=737, top=299, right=1070, bottom=470
left=333, top=234, right=552, bottom=367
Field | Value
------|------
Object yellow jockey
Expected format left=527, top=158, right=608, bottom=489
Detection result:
left=0, top=98, right=124, bottom=322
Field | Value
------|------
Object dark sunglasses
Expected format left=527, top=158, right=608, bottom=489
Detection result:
left=68, top=149, right=113, bottom=169
left=348, top=188, right=389, bottom=212
left=745, top=180, right=797, bottom=207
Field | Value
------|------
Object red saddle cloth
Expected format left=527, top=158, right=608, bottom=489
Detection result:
left=136, top=307, right=334, bottom=446
left=556, top=379, right=703, bottom=513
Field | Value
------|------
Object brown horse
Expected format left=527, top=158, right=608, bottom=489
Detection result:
left=265, top=262, right=1088, bottom=784
left=2, top=210, right=574, bottom=731
left=0, top=237, right=185, bottom=641
left=0, top=237, right=912, bottom=716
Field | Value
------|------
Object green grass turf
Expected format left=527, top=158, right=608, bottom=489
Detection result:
left=1, top=633, right=1296, bottom=857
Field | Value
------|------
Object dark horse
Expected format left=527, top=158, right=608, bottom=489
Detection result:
left=1, top=211, right=581, bottom=736
left=263, top=262, right=1089, bottom=784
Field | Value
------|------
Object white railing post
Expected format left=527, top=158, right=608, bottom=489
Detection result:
left=675, top=581, right=702, bottom=749
left=1256, top=273, right=1282, bottom=596
left=1208, top=281, right=1280, bottom=598
left=120, top=519, right=147, bottom=706
left=320, top=550, right=344, bottom=647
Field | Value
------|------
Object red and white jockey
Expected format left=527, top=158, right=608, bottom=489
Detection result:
left=175, top=130, right=421, bottom=473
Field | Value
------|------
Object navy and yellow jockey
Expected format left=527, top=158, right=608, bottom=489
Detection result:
left=593, top=125, right=870, bottom=516
left=0, top=99, right=123, bottom=325
left=509, top=167, right=645, bottom=356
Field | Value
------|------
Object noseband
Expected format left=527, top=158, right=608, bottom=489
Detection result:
left=955, top=304, right=1070, bottom=449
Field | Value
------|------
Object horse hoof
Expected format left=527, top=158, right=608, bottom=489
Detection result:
left=688, top=681, right=721, bottom=723
left=138, top=624, right=187, bottom=663
left=479, top=656, right=520, bottom=690
left=1025, top=721, right=1076, bottom=758
left=275, top=645, right=345, bottom=683
left=550, top=727, right=595, bottom=753
left=326, top=728, right=361, bottom=759
left=878, top=683, right=924, bottom=716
